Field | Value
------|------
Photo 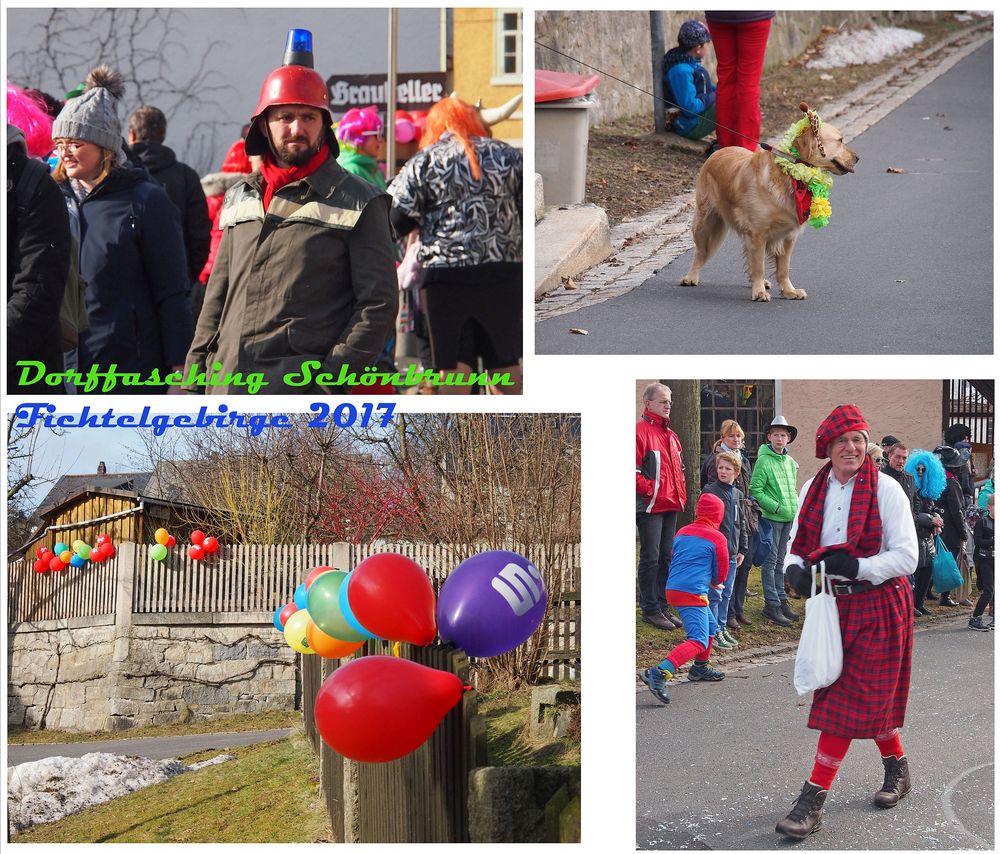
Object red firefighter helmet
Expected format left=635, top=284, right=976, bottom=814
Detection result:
left=244, top=64, right=338, bottom=156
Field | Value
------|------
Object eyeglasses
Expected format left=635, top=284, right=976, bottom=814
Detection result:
left=54, top=141, right=91, bottom=155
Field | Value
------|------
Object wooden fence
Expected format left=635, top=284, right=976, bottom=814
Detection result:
left=301, top=641, right=485, bottom=843
left=7, top=553, right=119, bottom=623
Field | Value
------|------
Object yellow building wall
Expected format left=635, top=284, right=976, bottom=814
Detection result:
left=452, top=8, right=523, bottom=147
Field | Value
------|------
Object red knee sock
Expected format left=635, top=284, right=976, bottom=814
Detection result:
left=659, top=638, right=708, bottom=672
left=809, top=732, right=852, bottom=791
left=874, top=729, right=904, bottom=759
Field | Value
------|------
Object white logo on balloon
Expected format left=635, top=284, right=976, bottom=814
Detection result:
left=491, top=562, right=544, bottom=615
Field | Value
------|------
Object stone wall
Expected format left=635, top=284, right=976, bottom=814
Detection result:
left=8, top=613, right=297, bottom=732
left=535, top=10, right=945, bottom=126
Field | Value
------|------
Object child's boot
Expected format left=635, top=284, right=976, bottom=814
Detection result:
left=968, top=615, right=990, bottom=632
left=688, top=659, right=724, bottom=681
left=638, top=666, right=672, bottom=704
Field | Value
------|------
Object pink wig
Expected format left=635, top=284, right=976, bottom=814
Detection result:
left=7, top=82, right=54, bottom=158
left=336, top=106, right=383, bottom=148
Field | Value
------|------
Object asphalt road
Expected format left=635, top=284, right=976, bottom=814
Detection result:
left=636, top=616, right=994, bottom=850
left=6, top=728, right=292, bottom=767
left=537, top=41, right=993, bottom=355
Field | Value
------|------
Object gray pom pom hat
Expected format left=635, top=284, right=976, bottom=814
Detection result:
left=51, top=65, right=125, bottom=153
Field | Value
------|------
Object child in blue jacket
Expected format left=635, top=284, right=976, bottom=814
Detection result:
left=639, top=492, right=729, bottom=703
left=663, top=20, right=717, bottom=140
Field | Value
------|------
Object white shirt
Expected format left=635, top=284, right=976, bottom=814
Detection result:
left=784, top=470, right=919, bottom=584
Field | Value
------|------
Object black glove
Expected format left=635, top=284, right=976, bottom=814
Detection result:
left=785, top=562, right=815, bottom=598
left=816, top=549, right=859, bottom=579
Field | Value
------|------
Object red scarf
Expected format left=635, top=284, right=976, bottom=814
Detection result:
left=259, top=145, right=330, bottom=211
left=790, top=455, right=883, bottom=563
left=792, top=179, right=812, bottom=225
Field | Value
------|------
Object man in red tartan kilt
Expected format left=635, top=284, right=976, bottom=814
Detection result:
left=775, top=404, right=919, bottom=839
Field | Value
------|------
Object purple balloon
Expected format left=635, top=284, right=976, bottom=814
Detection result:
left=437, top=551, right=547, bottom=657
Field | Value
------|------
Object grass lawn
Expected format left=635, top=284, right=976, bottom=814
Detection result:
left=7, top=709, right=300, bottom=745
left=12, top=731, right=330, bottom=843
left=478, top=687, right=580, bottom=768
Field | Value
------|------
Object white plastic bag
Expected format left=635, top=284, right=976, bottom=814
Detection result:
left=793, top=561, right=843, bottom=697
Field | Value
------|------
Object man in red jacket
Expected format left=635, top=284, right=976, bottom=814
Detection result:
left=636, top=382, right=689, bottom=630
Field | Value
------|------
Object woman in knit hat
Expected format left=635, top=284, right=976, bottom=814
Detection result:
left=774, top=404, right=918, bottom=839
left=50, top=65, right=192, bottom=389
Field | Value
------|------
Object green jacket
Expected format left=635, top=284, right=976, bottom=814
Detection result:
left=749, top=443, right=799, bottom=523
left=336, top=149, right=387, bottom=191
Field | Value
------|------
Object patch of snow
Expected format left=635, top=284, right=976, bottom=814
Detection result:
left=806, top=26, right=925, bottom=69
left=186, top=753, right=234, bottom=770
left=7, top=752, right=186, bottom=835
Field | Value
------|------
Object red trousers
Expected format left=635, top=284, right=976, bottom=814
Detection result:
left=706, top=19, right=771, bottom=150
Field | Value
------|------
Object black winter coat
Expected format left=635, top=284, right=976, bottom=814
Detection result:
left=130, top=142, right=211, bottom=283
left=7, top=142, right=70, bottom=387
left=60, top=164, right=194, bottom=383
left=939, top=476, right=967, bottom=555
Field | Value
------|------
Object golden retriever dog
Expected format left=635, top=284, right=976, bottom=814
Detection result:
left=680, top=104, right=859, bottom=301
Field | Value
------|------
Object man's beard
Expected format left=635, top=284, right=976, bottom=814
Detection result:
left=275, top=137, right=321, bottom=167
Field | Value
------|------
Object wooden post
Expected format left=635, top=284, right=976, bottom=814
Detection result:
left=650, top=12, right=665, bottom=132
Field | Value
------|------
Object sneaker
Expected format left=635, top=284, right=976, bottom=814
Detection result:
left=721, top=627, right=739, bottom=647
left=968, top=616, right=991, bottom=632
left=638, top=667, right=671, bottom=704
left=939, top=595, right=958, bottom=606
left=713, top=631, right=734, bottom=650
left=688, top=662, right=725, bottom=681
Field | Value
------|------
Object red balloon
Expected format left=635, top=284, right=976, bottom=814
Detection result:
left=90, top=549, right=106, bottom=563
left=100, top=543, right=116, bottom=559
left=347, top=554, right=436, bottom=645
left=36, top=546, right=49, bottom=559
left=314, top=656, right=466, bottom=762
left=189, top=544, right=206, bottom=561
left=305, top=565, right=336, bottom=589
left=278, top=602, right=298, bottom=627
left=202, top=536, right=219, bottom=554
left=33, top=559, right=48, bottom=574
left=49, top=555, right=66, bottom=572
left=190, top=530, right=206, bottom=545
left=167, top=535, right=176, bottom=548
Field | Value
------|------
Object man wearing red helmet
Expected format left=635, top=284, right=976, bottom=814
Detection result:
left=774, top=403, right=919, bottom=840
left=185, top=61, right=397, bottom=393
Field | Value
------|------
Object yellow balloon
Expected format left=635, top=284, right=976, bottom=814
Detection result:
left=284, top=609, right=315, bottom=654
left=72, top=539, right=85, bottom=550
left=154, top=528, right=170, bottom=546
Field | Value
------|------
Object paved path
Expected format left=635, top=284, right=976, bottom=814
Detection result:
left=7, top=728, right=292, bottom=767
left=636, top=615, right=994, bottom=849
left=537, top=33, right=993, bottom=355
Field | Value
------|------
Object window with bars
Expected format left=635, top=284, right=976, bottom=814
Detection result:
left=944, top=380, right=994, bottom=446
left=493, top=10, right=522, bottom=83
left=699, top=380, right=776, bottom=464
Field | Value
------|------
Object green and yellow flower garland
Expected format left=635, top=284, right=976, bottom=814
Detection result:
left=773, top=116, right=833, bottom=229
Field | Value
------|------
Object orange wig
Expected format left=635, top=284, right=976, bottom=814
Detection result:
left=420, top=96, right=487, bottom=180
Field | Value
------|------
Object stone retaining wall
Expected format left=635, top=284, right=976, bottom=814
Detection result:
left=536, top=10, right=945, bottom=126
left=8, top=613, right=296, bottom=732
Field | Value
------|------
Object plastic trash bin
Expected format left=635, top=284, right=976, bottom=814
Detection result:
left=535, top=70, right=601, bottom=205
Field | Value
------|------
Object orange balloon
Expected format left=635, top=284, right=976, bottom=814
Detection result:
left=60, top=550, right=73, bottom=564
left=306, top=621, right=366, bottom=659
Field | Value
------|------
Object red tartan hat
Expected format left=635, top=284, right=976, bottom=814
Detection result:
left=815, top=403, right=870, bottom=459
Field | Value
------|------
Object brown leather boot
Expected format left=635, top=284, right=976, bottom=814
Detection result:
left=775, top=781, right=827, bottom=839
left=873, top=756, right=911, bottom=808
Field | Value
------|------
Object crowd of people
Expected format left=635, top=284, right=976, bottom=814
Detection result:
left=636, top=384, right=995, bottom=838
left=7, top=37, right=523, bottom=396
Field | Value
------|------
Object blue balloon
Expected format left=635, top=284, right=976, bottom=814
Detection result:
left=273, top=606, right=285, bottom=632
left=294, top=583, right=309, bottom=611
left=437, top=551, right=547, bottom=658
left=69, top=554, right=86, bottom=568
left=338, top=572, right=377, bottom=639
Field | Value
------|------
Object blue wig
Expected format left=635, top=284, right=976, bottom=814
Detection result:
left=905, top=450, right=946, bottom=500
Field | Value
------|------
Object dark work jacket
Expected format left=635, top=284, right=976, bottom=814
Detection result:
left=130, top=141, right=211, bottom=282
left=186, top=153, right=398, bottom=394
left=702, top=480, right=750, bottom=558
left=60, top=164, right=193, bottom=382
left=8, top=139, right=70, bottom=386
left=939, top=476, right=967, bottom=554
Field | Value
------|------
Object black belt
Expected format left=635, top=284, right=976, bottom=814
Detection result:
left=830, top=580, right=884, bottom=596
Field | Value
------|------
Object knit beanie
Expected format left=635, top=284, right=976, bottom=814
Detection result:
left=678, top=20, right=711, bottom=50
left=51, top=65, right=125, bottom=152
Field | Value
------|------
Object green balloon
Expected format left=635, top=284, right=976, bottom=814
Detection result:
left=150, top=543, right=168, bottom=561
left=75, top=544, right=91, bottom=560
left=307, top=571, right=369, bottom=642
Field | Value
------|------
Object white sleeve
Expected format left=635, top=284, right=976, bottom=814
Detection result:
left=782, top=479, right=813, bottom=571
left=856, top=474, right=919, bottom=584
